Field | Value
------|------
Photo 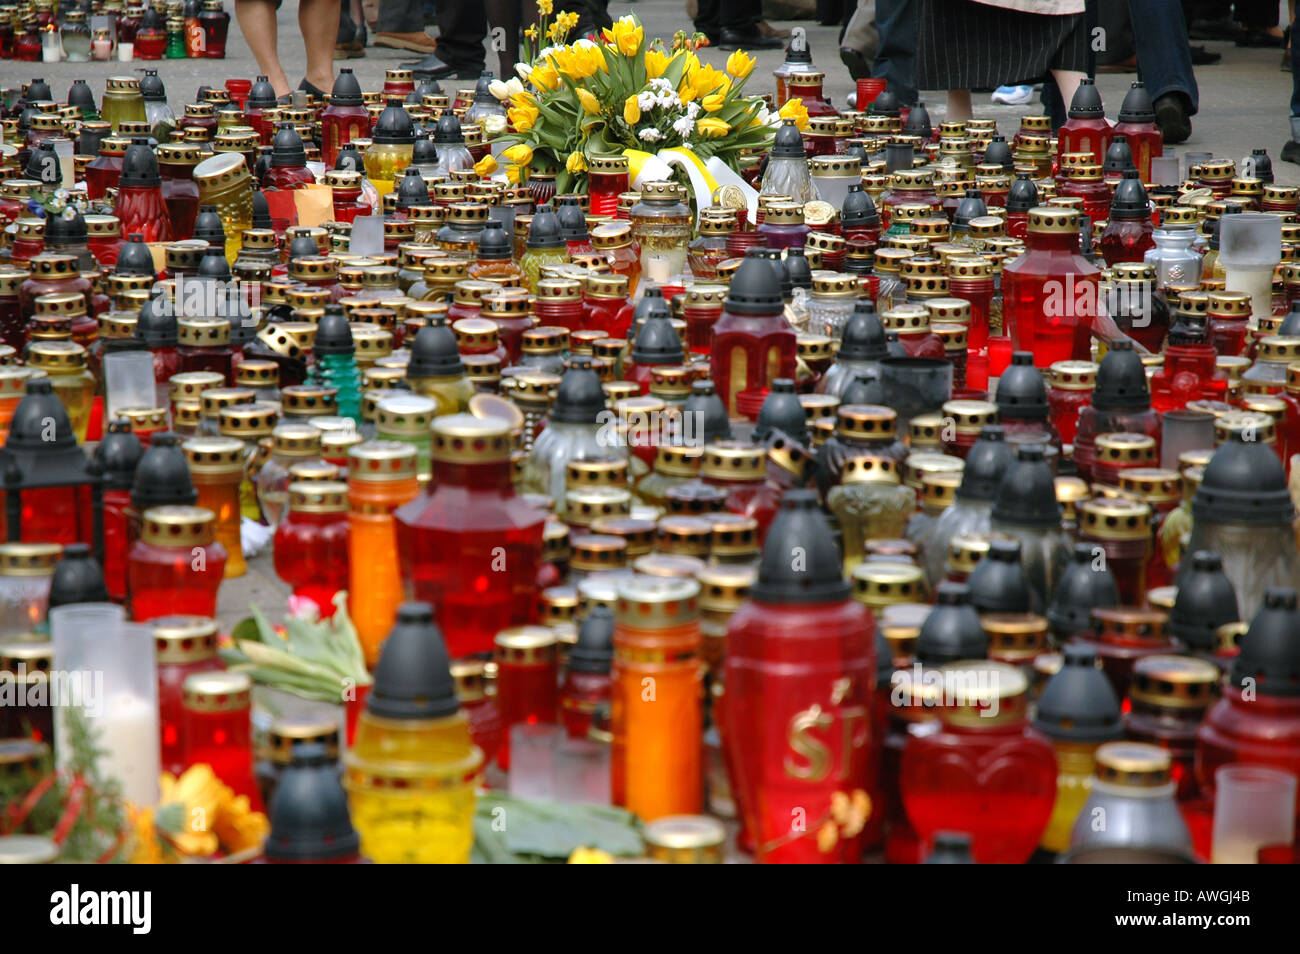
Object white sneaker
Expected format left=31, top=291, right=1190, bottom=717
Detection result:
left=991, top=85, right=1034, bottom=105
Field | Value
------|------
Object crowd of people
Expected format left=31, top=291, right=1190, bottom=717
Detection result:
left=232, top=0, right=1299, bottom=157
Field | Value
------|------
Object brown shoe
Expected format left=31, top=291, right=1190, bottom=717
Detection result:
left=373, top=31, right=438, bottom=54
left=758, top=20, right=791, bottom=39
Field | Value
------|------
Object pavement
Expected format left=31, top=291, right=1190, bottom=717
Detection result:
left=19, top=1, right=1300, bottom=630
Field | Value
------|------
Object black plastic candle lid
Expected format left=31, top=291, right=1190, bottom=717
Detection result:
left=550, top=357, right=605, bottom=424
left=251, top=186, right=273, bottom=229
left=1006, top=174, right=1039, bottom=214
left=314, top=305, right=356, bottom=356
left=329, top=67, right=364, bottom=107
left=44, top=207, right=87, bottom=247
left=1103, top=136, right=1136, bottom=176
left=631, top=313, right=683, bottom=364
left=1117, top=81, right=1155, bottom=124
left=47, top=544, right=110, bottom=609
left=407, top=322, right=465, bottom=377
left=25, top=78, right=53, bottom=102
left=1109, top=170, right=1149, bottom=218
left=1068, top=77, right=1104, bottom=118
left=134, top=292, right=178, bottom=348
left=193, top=205, right=226, bottom=246
left=412, top=136, right=438, bottom=166
left=750, top=489, right=851, bottom=604
left=1280, top=300, right=1300, bottom=337
left=265, top=743, right=360, bottom=863
left=246, top=75, right=277, bottom=109
left=1192, top=430, right=1295, bottom=525
left=131, top=432, right=198, bottom=509
left=5, top=379, right=76, bottom=452
left=527, top=204, right=564, bottom=249
left=996, top=352, right=1049, bottom=420
left=1168, top=551, right=1240, bottom=650
left=1032, top=644, right=1122, bottom=741
left=991, top=444, right=1061, bottom=527
left=118, top=137, right=161, bottom=187
left=967, top=538, right=1034, bottom=613
left=433, top=110, right=465, bottom=145
left=902, top=101, right=931, bottom=140
left=368, top=602, right=459, bottom=718
left=335, top=143, right=365, bottom=173
left=958, top=425, right=1014, bottom=502
left=784, top=247, right=813, bottom=290
left=723, top=254, right=783, bottom=315
left=838, top=299, right=888, bottom=362
left=116, top=233, right=157, bottom=278
left=915, top=581, right=987, bottom=663
left=1046, top=542, right=1120, bottom=636
left=271, top=123, right=307, bottom=167
left=92, top=419, right=144, bottom=490
left=684, top=380, right=733, bottom=442
left=372, top=100, right=415, bottom=144
left=567, top=605, right=614, bottom=674
left=841, top=371, right=885, bottom=406
left=841, top=183, right=879, bottom=228
left=954, top=190, right=988, bottom=229
left=754, top=378, right=808, bottom=444
left=1091, top=339, right=1150, bottom=411
left=197, top=245, right=232, bottom=280
left=1230, top=588, right=1300, bottom=697
left=983, top=136, right=1013, bottom=170
left=68, top=79, right=96, bottom=111
left=870, top=89, right=900, bottom=117
left=477, top=220, right=511, bottom=259
left=396, top=167, right=430, bottom=206
left=783, top=41, right=812, bottom=64
left=770, top=119, right=805, bottom=159
left=556, top=197, right=588, bottom=241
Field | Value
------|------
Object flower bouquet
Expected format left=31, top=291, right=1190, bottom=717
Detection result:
left=491, top=8, right=796, bottom=199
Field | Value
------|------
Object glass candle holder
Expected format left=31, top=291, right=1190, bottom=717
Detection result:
left=182, top=436, right=247, bottom=578
left=153, top=615, right=223, bottom=775
left=1211, top=765, right=1297, bottom=863
left=493, top=626, right=559, bottom=773
left=127, top=505, right=228, bottom=621
left=181, top=670, right=262, bottom=810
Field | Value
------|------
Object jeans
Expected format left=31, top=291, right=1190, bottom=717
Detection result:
left=872, top=0, right=917, bottom=106
left=1130, top=0, right=1199, bottom=113
left=1292, top=17, right=1300, bottom=118
left=694, top=0, right=761, bottom=35
left=377, top=0, right=422, bottom=31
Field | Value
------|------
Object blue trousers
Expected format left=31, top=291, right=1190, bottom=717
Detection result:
left=872, top=0, right=918, bottom=107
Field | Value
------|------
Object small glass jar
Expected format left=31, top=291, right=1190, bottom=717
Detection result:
left=1078, top=496, right=1151, bottom=606
left=0, top=543, right=61, bottom=637
left=197, top=0, right=230, bottom=57
left=26, top=341, right=94, bottom=444
left=1078, top=606, right=1173, bottom=701
left=827, top=455, right=917, bottom=574
left=375, top=394, right=436, bottom=477
left=756, top=201, right=810, bottom=251
left=182, top=436, right=247, bottom=578
left=583, top=274, right=635, bottom=341
left=1068, top=741, right=1193, bottom=860
left=451, top=659, right=504, bottom=768
left=1046, top=360, right=1097, bottom=446
left=274, top=481, right=350, bottom=611
left=629, top=181, right=691, bottom=285
left=592, top=222, right=641, bottom=296
left=181, top=671, right=262, bottom=809
left=1125, top=654, right=1219, bottom=801
left=128, top=505, right=228, bottom=621
left=153, top=615, right=223, bottom=774
left=492, top=626, right=559, bottom=771
left=587, top=154, right=630, bottom=217
left=101, top=75, right=147, bottom=131
left=256, top=423, right=324, bottom=527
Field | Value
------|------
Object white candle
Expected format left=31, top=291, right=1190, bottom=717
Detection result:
left=90, top=693, right=161, bottom=808
left=117, top=40, right=133, bottom=62
left=42, top=32, right=62, bottom=63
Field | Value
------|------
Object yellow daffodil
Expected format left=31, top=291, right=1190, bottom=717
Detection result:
left=503, top=143, right=534, bottom=165
left=624, top=95, right=641, bottom=125
left=531, top=62, right=560, bottom=91
left=610, top=15, right=643, bottom=56
left=537, top=0, right=552, bottom=14
left=779, top=96, right=810, bottom=131
left=701, top=92, right=726, bottom=112
left=474, top=154, right=498, bottom=176
left=576, top=87, right=601, bottom=115
left=725, top=50, right=756, bottom=78
left=547, top=21, right=565, bottom=41
left=645, top=48, right=670, bottom=79
left=525, top=26, right=537, bottom=40
left=566, top=151, right=588, bottom=174
left=696, top=117, right=730, bottom=137
left=506, top=163, right=523, bottom=185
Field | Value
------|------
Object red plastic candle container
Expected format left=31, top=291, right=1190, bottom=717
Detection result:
left=785, top=71, right=838, bottom=119
left=1090, top=430, right=1157, bottom=488
left=157, top=144, right=202, bottom=240
left=128, top=505, right=228, bottom=622
left=700, top=442, right=782, bottom=540
left=274, top=481, right=351, bottom=612
left=1126, top=654, right=1219, bottom=801
left=588, top=155, right=629, bottom=217
left=1058, top=165, right=1112, bottom=224
left=181, top=670, right=264, bottom=810
left=725, top=491, right=876, bottom=863
left=451, top=659, right=505, bottom=767
left=582, top=275, right=635, bottom=340
left=534, top=278, right=586, bottom=334
left=178, top=317, right=237, bottom=385
left=493, top=626, right=558, bottom=772
left=198, top=0, right=230, bottom=57
left=1078, top=496, right=1152, bottom=606
left=1057, top=79, right=1111, bottom=166
left=710, top=258, right=798, bottom=419
left=1076, top=606, right=1173, bottom=701
left=901, top=661, right=1057, bottom=863
left=1206, top=290, right=1252, bottom=357
left=682, top=284, right=725, bottom=354
left=396, top=414, right=546, bottom=657
left=1046, top=360, right=1097, bottom=445
left=154, top=615, right=224, bottom=775
left=85, top=137, right=128, bottom=200
left=1003, top=207, right=1100, bottom=368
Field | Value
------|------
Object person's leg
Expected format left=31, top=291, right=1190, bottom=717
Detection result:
left=235, top=0, right=289, bottom=97
left=1128, top=0, right=1199, bottom=113
left=694, top=0, right=722, bottom=42
left=1050, top=68, right=1086, bottom=115
left=1040, top=76, right=1066, bottom=130
left=301, top=0, right=342, bottom=94
left=1288, top=12, right=1300, bottom=160
left=945, top=88, right=972, bottom=122
left=841, top=0, right=879, bottom=79
left=434, top=0, right=488, bottom=73
left=375, top=0, right=437, bottom=51
left=871, top=0, right=917, bottom=106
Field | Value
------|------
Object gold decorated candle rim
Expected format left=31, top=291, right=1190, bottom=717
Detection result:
left=1095, top=741, right=1172, bottom=786
left=153, top=615, right=220, bottom=665
left=1129, top=654, right=1220, bottom=710
left=0, top=542, right=62, bottom=577
left=140, top=505, right=216, bottom=547
left=183, top=671, right=252, bottom=713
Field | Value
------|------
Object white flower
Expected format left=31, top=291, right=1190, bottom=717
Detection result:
left=482, top=115, right=508, bottom=136
left=515, top=62, right=532, bottom=82
left=639, top=128, right=663, bottom=142
left=686, top=102, right=701, bottom=119
left=488, top=80, right=510, bottom=101
left=637, top=91, right=656, bottom=111
left=672, top=116, right=695, bottom=137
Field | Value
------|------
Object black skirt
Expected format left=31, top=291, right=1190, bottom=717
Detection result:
left=916, top=0, right=1090, bottom=91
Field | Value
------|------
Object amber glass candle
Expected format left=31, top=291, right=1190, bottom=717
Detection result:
left=349, top=441, right=421, bottom=667
left=183, top=436, right=247, bottom=578
left=611, top=575, right=703, bottom=820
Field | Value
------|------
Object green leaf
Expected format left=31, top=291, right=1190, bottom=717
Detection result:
left=473, top=792, right=643, bottom=861
left=230, top=615, right=261, bottom=645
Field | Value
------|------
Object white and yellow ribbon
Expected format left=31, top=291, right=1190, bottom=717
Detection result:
left=622, top=146, right=758, bottom=223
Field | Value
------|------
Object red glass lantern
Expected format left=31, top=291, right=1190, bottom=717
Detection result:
left=273, top=481, right=350, bottom=612
left=451, top=659, right=504, bottom=767
left=153, top=615, right=224, bottom=775
left=395, top=414, right=546, bottom=657
left=1057, top=78, right=1111, bottom=167
left=725, top=491, right=876, bottom=862
left=710, top=255, right=798, bottom=419
left=181, top=670, right=264, bottom=810
left=901, top=660, right=1057, bottom=863
left=113, top=138, right=173, bottom=244
left=493, top=625, right=558, bottom=772
left=127, top=505, right=227, bottom=621
left=1076, top=606, right=1173, bottom=701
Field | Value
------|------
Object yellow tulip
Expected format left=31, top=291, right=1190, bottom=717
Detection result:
left=506, top=163, right=523, bottom=185
left=474, top=154, right=499, bottom=176
left=645, top=49, right=670, bottom=79
left=549, top=47, right=575, bottom=77
left=701, top=93, right=726, bottom=113
left=696, top=118, right=730, bottom=138
left=507, top=106, right=537, bottom=132
left=725, top=50, right=756, bottom=79
left=576, top=88, right=601, bottom=115
left=678, top=80, right=698, bottom=104
left=566, top=152, right=588, bottom=174
left=624, top=95, right=641, bottom=125
left=691, top=64, right=729, bottom=96
left=532, top=63, right=560, bottom=91
left=611, top=15, right=643, bottom=56
left=779, top=96, right=810, bottom=131
left=503, top=143, right=534, bottom=165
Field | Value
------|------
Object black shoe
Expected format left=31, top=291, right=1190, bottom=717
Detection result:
left=840, top=46, right=871, bottom=80
left=1189, top=45, right=1220, bottom=65
left=1154, top=92, right=1192, bottom=145
left=1282, top=139, right=1300, bottom=165
left=298, top=78, right=328, bottom=100
left=718, top=27, right=782, bottom=50
left=403, top=52, right=462, bottom=80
